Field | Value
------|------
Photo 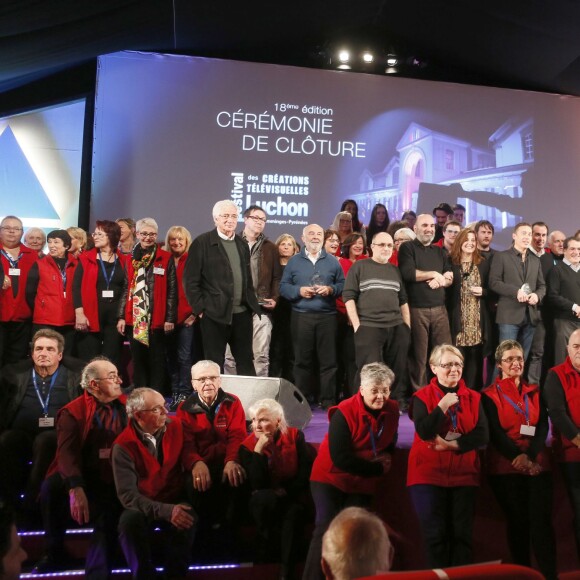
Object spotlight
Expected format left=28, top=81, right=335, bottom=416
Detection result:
left=338, top=50, right=350, bottom=63
left=362, top=52, right=374, bottom=64
left=386, top=55, right=398, bottom=67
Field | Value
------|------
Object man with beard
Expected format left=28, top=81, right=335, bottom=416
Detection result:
left=280, top=224, right=344, bottom=408
left=398, top=214, right=453, bottom=390
left=343, top=232, right=411, bottom=409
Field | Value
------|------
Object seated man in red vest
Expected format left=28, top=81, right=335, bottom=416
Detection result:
left=177, top=360, right=247, bottom=556
left=112, top=387, right=195, bottom=579
left=36, top=357, right=127, bottom=575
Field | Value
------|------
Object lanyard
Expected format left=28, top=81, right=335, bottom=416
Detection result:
left=32, top=368, right=60, bottom=417
left=98, top=251, right=118, bottom=289
left=436, top=390, right=461, bottom=431
left=496, top=384, right=530, bottom=424
left=368, top=417, right=385, bottom=457
left=1, top=249, right=22, bottom=269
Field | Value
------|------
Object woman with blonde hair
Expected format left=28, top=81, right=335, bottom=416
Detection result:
left=331, top=211, right=354, bottom=245
left=67, top=227, right=88, bottom=258
left=165, top=225, right=196, bottom=408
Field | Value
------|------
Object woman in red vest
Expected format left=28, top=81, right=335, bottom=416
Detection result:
left=303, top=362, right=399, bottom=580
left=25, top=230, right=78, bottom=355
left=117, top=217, right=177, bottom=393
left=238, top=398, right=312, bottom=580
left=73, top=220, right=127, bottom=366
left=408, top=344, right=488, bottom=568
left=482, top=340, right=557, bottom=579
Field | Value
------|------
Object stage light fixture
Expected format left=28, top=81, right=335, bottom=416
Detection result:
left=386, top=55, right=398, bottom=67
left=362, top=52, right=374, bottom=64
left=338, top=50, right=350, bottom=63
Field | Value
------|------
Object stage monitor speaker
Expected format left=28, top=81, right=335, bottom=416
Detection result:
left=219, top=375, right=312, bottom=430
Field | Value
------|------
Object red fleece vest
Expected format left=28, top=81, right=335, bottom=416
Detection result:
left=79, top=248, right=127, bottom=332
left=124, top=248, right=172, bottom=330
left=241, top=428, right=300, bottom=487
left=551, top=358, right=580, bottom=462
left=483, top=378, right=550, bottom=474
left=175, top=254, right=193, bottom=325
left=0, top=243, right=37, bottom=322
left=114, top=418, right=185, bottom=503
left=407, top=379, right=481, bottom=487
left=311, top=393, right=399, bottom=494
left=33, top=255, right=77, bottom=325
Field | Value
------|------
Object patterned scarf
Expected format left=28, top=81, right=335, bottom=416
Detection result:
left=131, top=245, right=156, bottom=345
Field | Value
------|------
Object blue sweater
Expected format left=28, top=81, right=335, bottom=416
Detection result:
left=279, top=249, right=344, bottom=314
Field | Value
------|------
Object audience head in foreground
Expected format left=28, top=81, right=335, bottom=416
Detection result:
left=321, top=506, right=393, bottom=580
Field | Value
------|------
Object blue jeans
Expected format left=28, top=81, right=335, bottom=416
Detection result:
left=166, top=323, right=195, bottom=396
left=492, top=314, right=536, bottom=381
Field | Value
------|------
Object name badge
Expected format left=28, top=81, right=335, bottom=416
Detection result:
left=99, top=448, right=111, bottom=459
left=520, top=424, right=536, bottom=436
left=444, top=431, right=462, bottom=441
left=39, top=417, right=55, bottom=428
left=9, top=268, right=20, bottom=276
left=153, top=267, right=165, bottom=275
left=63, top=291, right=67, bottom=298
left=102, top=290, right=114, bottom=298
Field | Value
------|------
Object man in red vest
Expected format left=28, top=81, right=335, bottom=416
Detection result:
left=544, top=328, right=580, bottom=560
left=112, top=387, right=195, bottom=579
left=36, top=357, right=127, bottom=576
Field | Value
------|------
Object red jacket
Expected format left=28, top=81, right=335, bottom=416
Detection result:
left=336, top=256, right=367, bottom=314
left=114, top=417, right=185, bottom=503
left=124, top=248, right=173, bottom=330
left=483, top=378, right=550, bottom=474
left=177, top=390, right=246, bottom=469
left=175, top=253, right=193, bottom=325
left=46, top=391, right=128, bottom=480
left=77, top=248, right=127, bottom=332
left=33, top=254, right=77, bottom=325
left=407, top=379, right=481, bottom=487
left=0, top=243, right=38, bottom=322
left=551, top=358, right=580, bottom=462
left=311, top=393, right=399, bottom=494
left=241, top=427, right=300, bottom=488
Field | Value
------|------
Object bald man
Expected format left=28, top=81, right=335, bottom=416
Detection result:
left=280, top=224, right=345, bottom=408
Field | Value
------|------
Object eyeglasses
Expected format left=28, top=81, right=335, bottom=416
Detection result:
left=367, top=388, right=391, bottom=396
left=192, top=375, right=219, bottom=384
left=501, top=356, right=524, bottom=364
left=1, top=226, right=23, bottom=232
left=327, top=238, right=340, bottom=244
left=140, top=405, right=169, bottom=414
left=95, top=373, right=122, bottom=381
left=219, top=214, right=238, bottom=220
left=371, top=242, right=394, bottom=249
left=139, top=232, right=157, bottom=238
left=439, top=362, right=464, bottom=370
left=91, top=231, right=106, bottom=238
left=247, top=215, right=267, bottom=224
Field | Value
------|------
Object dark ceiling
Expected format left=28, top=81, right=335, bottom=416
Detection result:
left=3, top=0, right=580, bottom=111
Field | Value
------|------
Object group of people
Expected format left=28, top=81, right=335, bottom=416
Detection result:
left=2, top=199, right=580, bottom=578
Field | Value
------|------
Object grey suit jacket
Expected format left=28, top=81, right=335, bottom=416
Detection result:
left=489, top=247, right=546, bottom=325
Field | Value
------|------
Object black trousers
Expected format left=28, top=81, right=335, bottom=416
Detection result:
left=40, top=473, right=121, bottom=579
left=336, top=311, right=357, bottom=397
left=291, top=311, right=337, bottom=406
left=457, top=344, right=484, bottom=391
left=118, top=508, right=196, bottom=580
left=409, top=484, right=477, bottom=568
left=302, top=481, right=372, bottom=580
left=76, top=300, right=124, bottom=367
left=561, top=461, right=580, bottom=562
left=129, top=327, right=168, bottom=393
left=248, top=489, right=304, bottom=573
left=353, top=323, right=411, bottom=403
left=0, top=320, right=31, bottom=367
left=0, top=429, right=56, bottom=508
left=489, top=472, right=557, bottom=579
left=200, top=311, right=256, bottom=375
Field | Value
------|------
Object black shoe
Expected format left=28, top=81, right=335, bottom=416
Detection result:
left=32, top=554, right=67, bottom=574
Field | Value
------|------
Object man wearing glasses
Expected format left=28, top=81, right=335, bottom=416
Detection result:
left=0, top=215, right=39, bottom=366
left=177, top=360, right=246, bottom=548
left=112, top=387, right=195, bottom=579
left=343, top=232, right=411, bottom=411
left=36, top=357, right=127, bottom=575
left=0, top=329, right=84, bottom=517
left=224, top=205, right=282, bottom=377
left=184, top=200, right=260, bottom=375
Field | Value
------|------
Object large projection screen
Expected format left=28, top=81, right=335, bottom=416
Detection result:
left=92, top=51, right=580, bottom=248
